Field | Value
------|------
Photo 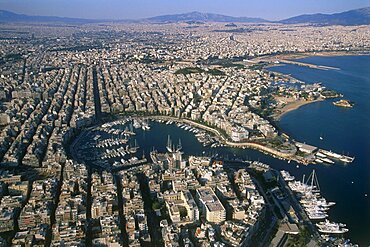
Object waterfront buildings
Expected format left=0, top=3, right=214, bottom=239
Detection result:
left=0, top=19, right=365, bottom=245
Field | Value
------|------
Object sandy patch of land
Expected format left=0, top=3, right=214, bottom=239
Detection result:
left=272, top=96, right=324, bottom=120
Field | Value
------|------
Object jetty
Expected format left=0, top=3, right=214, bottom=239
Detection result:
left=278, top=59, right=340, bottom=70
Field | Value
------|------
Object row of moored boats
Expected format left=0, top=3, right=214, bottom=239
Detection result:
left=281, top=170, right=349, bottom=235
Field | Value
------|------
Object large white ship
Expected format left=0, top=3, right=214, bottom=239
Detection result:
left=316, top=220, right=349, bottom=234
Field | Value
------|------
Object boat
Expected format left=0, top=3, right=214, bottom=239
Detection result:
left=316, top=220, right=349, bottom=234
left=316, top=152, right=327, bottom=158
left=321, top=158, right=335, bottom=164
left=302, top=197, right=335, bottom=208
left=319, top=150, right=354, bottom=163
left=133, top=119, right=141, bottom=129
left=176, top=139, right=182, bottom=152
left=166, top=135, right=173, bottom=152
left=280, top=170, right=295, bottom=181
left=141, top=121, right=148, bottom=130
left=307, top=211, right=328, bottom=220
left=320, top=150, right=342, bottom=159
left=340, top=155, right=355, bottom=163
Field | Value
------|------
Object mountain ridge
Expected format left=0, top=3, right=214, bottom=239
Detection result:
left=280, top=7, right=370, bottom=25
left=145, top=11, right=267, bottom=23
left=0, top=7, right=369, bottom=25
left=0, top=9, right=100, bottom=23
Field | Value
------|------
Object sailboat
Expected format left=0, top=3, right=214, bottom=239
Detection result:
left=176, top=139, right=182, bottom=152
left=166, top=135, right=173, bottom=152
left=129, top=139, right=139, bottom=153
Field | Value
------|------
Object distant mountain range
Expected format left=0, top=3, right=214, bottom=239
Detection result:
left=280, top=7, right=370, bottom=25
left=145, top=11, right=267, bottom=23
left=0, top=9, right=98, bottom=23
left=0, top=7, right=369, bottom=26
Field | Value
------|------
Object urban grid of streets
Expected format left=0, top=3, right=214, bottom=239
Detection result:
left=0, top=21, right=369, bottom=246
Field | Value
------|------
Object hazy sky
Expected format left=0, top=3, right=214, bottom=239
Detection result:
left=0, top=0, right=369, bottom=20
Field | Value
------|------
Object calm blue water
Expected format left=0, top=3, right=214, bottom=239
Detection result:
left=79, top=56, right=370, bottom=245
left=269, top=55, right=370, bottom=246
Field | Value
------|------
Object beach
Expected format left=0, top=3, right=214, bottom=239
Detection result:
left=272, top=97, right=324, bottom=120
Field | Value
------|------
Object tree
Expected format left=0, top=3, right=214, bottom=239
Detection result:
left=178, top=206, right=188, bottom=219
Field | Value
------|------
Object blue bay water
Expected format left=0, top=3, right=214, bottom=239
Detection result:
left=269, top=55, right=370, bottom=245
left=81, top=55, right=370, bottom=245
left=136, top=56, right=370, bottom=245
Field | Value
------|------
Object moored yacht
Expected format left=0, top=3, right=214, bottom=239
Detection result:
left=316, top=220, right=349, bottom=234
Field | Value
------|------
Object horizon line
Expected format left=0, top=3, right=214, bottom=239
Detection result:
left=1, top=6, right=369, bottom=22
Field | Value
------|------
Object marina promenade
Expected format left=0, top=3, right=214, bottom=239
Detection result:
left=138, top=115, right=353, bottom=165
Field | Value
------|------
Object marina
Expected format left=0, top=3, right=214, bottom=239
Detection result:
left=74, top=115, right=356, bottom=173
left=135, top=116, right=355, bottom=166
left=73, top=117, right=147, bottom=171
left=152, top=118, right=225, bottom=148
left=71, top=114, right=361, bottom=244
left=270, top=55, right=370, bottom=245
left=71, top=54, right=370, bottom=243
left=285, top=170, right=349, bottom=235
left=0, top=6, right=369, bottom=245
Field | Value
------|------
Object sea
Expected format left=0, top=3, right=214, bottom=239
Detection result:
left=80, top=55, right=370, bottom=245
left=269, top=55, right=370, bottom=245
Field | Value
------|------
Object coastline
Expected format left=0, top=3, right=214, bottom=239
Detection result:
left=266, top=54, right=369, bottom=245
left=128, top=115, right=311, bottom=165
left=74, top=52, right=362, bottom=166
left=272, top=98, right=325, bottom=121
left=261, top=50, right=370, bottom=71
left=68, top=54, right=366, bottom=246
left=269, top=50, right=369, bottom=61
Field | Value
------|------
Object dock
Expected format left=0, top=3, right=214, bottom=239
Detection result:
left=278, top=59, right=340, bottom=70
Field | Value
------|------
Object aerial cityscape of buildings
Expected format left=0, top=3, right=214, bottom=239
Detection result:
left=0, top=14, right=369, bottom=247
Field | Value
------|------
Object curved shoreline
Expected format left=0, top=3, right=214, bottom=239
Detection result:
left=134, top=115, right=309, bottom=165
left=272, top=98, right=325, bottom=121
left=68, top=52, right=361, bottom=167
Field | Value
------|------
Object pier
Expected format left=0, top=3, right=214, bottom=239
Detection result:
left=278, top=59, right=340, bottom=70
left=256, top=57, right=340, bottom=71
